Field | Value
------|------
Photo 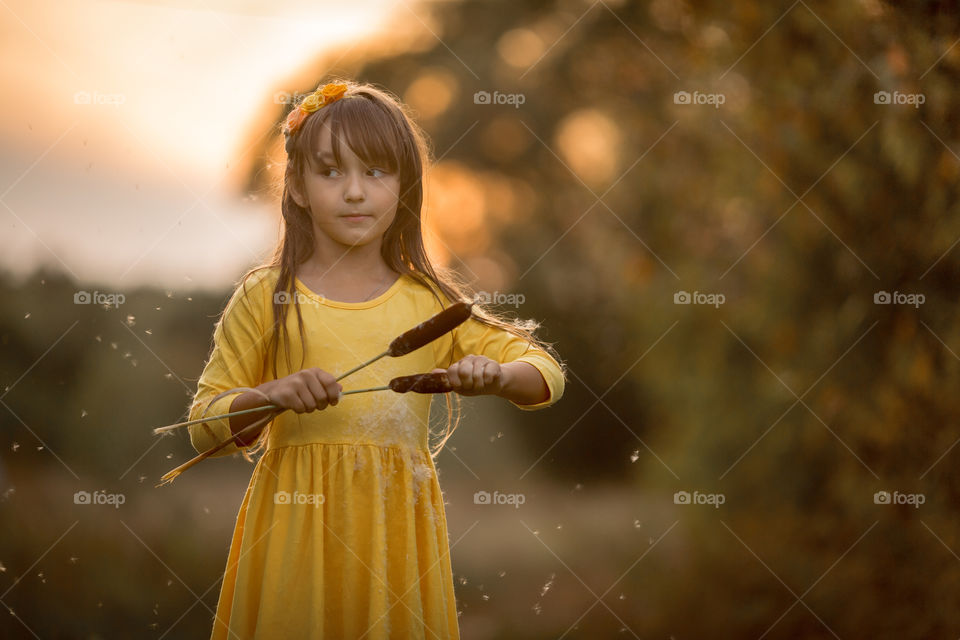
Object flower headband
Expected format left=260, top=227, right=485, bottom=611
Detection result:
left=283, top=82, right=349, bottom=143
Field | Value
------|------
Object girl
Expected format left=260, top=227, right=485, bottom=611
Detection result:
left=186, top=79, right=566, bottom=639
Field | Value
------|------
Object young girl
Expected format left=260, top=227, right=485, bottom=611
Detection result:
left=186, top=79, right=566, bottom=639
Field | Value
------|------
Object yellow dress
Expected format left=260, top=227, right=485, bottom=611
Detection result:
left=186, top=267, right=565, bottom=639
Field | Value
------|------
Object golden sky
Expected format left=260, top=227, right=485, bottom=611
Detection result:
left=0, top=0, right=412, bottom=290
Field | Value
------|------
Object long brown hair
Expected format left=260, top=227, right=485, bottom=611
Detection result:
left=226, top=78, right=565, bottom=460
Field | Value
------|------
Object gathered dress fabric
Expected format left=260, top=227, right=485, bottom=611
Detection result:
left=187, top=267, right=565, bottom=639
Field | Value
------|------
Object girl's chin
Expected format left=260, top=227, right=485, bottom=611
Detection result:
left=331, top=232, right=379, bottom=248
left=316, top=222, right=387, bottom=247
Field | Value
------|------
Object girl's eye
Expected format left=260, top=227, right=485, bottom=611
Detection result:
left=318, top=166, right=389, bottom=178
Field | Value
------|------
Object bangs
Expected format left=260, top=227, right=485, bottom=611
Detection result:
left=301, top=96, right=403, bottom=174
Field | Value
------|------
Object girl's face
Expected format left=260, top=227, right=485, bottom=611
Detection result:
left=292, top=123, right=401, bottom=250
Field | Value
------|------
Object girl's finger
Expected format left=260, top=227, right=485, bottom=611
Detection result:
left=472, top=358, right=488, bottom=389
left=324, top=381, right=342, bottom=406
left=283, top=389, right=307, bottom=413
left=295, top=385, right=316, bottom=412
left=429, top=368, right=448, bottom=384
left=459, top=360, right=476, bottom=391
left=303, top=372, right=329, bottom=407
left=446, top=363, right=462, bottom=389
left=483, top=362, right=499, bottom=386
left=314, top=368, right=341, bottom=405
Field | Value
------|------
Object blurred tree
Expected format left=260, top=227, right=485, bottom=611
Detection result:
left=236, top=0, right=960, bottom=636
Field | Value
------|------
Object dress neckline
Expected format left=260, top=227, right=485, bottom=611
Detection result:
left=294, top=273, right=406, bottom=309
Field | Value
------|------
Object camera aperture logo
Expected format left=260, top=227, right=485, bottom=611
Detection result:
left=473, top=490, right=526, bottom=509
left=74, top=490, right=125, bottom=509
left=874, top=290, right=924, bottom=308
left=674, top=490, right=725, bottom=509
left=74, top=290, right=126, bottom=308
left=674, top=90, right=725, bottom=108
left=674, top=290, right=725, bottom=308
left=274, top=490, right=325, bottom=508
left=473, top=90, right=525, bottom=108
left=873, top=490, right=924, bottom=508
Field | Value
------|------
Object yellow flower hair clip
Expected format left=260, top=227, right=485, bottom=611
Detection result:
left=283, top=82, right=349, bottom=139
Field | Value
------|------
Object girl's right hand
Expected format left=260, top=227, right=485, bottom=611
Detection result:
left=258, top=368, right=342, bottom=413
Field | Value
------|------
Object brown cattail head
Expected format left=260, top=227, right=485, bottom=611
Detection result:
left=387, top=301, right=473, bottom=357
left=388, top=372, right=452, bottom=394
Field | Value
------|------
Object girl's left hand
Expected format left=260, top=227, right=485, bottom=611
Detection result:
left=432, top=355, right=506, bottom=397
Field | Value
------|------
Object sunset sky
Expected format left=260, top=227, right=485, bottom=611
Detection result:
left=0, top=0, right=423, bottom=291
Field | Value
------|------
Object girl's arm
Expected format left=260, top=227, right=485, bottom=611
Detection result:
left=498, top=361, right=550, bottom=406
left=188, top=274, right=272, bottom=456
left=187, top=270, right=340, bottom=451
left=228, top=390, right=275, bottom=446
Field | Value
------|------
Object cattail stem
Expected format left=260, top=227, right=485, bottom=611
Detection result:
left=155, top=409, right=280, bottom=487
left=153, top=384, right=395, bottom=435
left=334, top=350, right=388, bottom=381
left=153, top=354, right=392, bottom=435
left=343, top=385, right=391, bottom=395
left=154, top=405, right=279, bottom=434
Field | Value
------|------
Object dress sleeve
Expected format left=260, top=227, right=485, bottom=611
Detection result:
left=447, top=315, right=565, bottom=411
left=186, top=274, right=271, bottom=456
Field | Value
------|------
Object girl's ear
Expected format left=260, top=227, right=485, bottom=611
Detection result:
left=287, top=173, right=308, bottom=209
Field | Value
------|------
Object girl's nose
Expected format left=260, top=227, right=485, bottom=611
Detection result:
left=344, top=172, right=365, bottom=201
